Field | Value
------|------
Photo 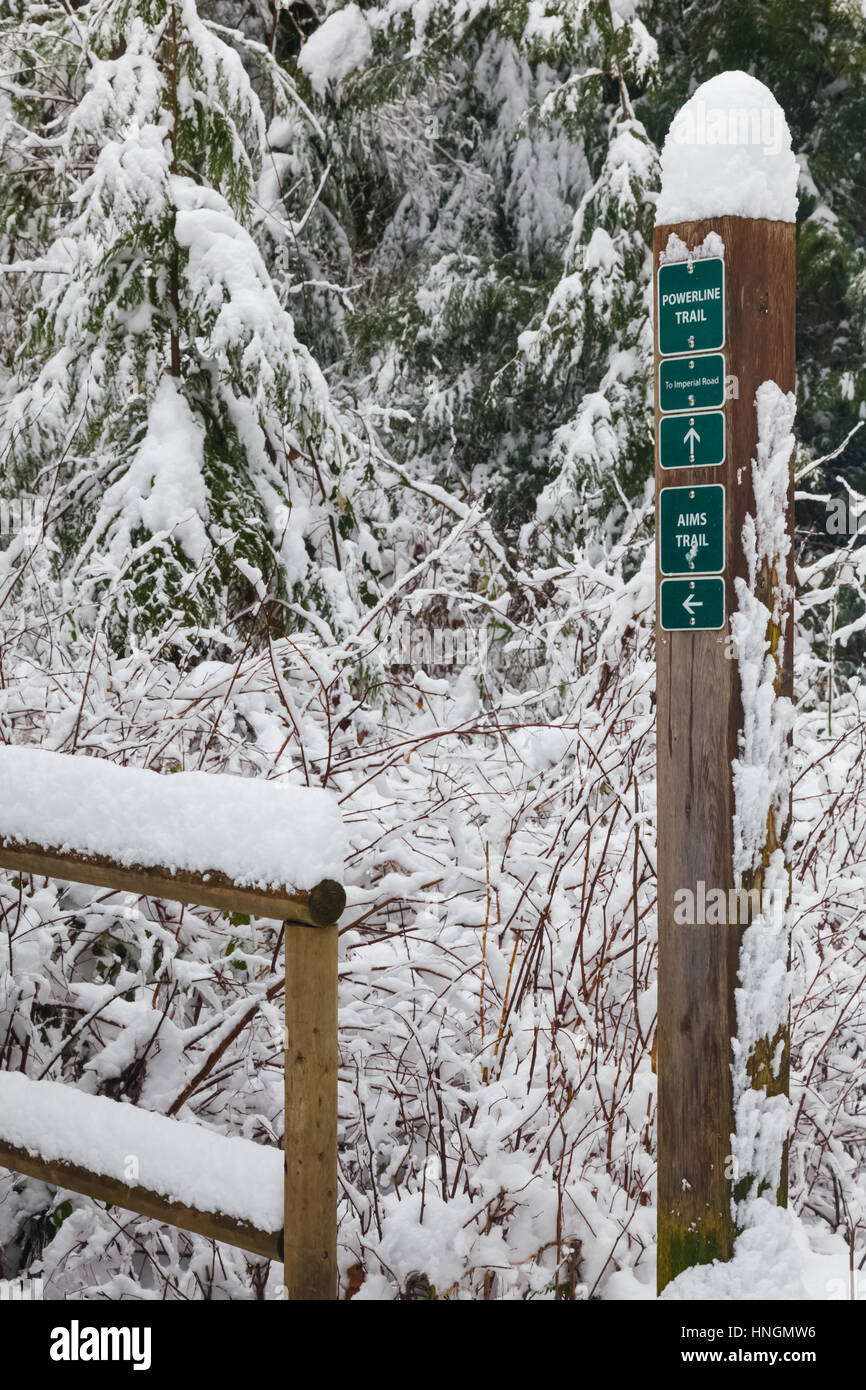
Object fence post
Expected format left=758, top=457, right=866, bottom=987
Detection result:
left=284, top=919, right=338, bottom=1300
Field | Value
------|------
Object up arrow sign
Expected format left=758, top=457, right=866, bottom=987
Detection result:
left=683, top=423, right=701, bottom=462
left=659, top=410, right=725, bottom=470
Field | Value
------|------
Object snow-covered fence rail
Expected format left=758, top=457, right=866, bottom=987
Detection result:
left=0, top=746, right=346, bottom=926
left=0, top=747, right=346, bottom=1299
left=0, top=1075, right=283, bottom=1261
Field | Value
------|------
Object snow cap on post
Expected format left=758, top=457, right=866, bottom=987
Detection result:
left=656, top=72, right=798, bottom=226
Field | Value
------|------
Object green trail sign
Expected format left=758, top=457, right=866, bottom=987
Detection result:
left=659, top=483, right=725, bottom=575
left=657, top=257, right=725, bottom=356
left=659, top=576, right=725, bottom=631
left=658, top=353, right=725, bottom=415
left=659, top=411, right=725, bottom=470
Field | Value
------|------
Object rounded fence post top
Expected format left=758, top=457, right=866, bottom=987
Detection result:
left=656, top=71, right=798, bottom=228
left=307, top=878, right=347, bottom=926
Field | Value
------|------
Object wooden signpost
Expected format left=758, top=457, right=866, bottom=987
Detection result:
left=654, top=218, right=795, bottom=1290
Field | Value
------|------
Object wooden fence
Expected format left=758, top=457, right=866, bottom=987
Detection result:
left=0, top=829, right=345, bottom=1300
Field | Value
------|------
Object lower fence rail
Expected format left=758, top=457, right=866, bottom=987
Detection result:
left=0, top=1138, right=281, bottom=1262
left=0, top=915, right=342, bottom=1298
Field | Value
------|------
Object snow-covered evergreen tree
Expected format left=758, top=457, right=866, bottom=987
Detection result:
left=514, top=1, right=658, bottom=557
left=0, top=0, right=381, bottom=651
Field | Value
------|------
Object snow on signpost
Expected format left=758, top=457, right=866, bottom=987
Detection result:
left=653, top=72, right=798, bottom=1294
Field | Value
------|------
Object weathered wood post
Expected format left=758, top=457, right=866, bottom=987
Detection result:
left=654, top=75, right=798, bottom=1292
left=284, top=882, right=344, bottom=1300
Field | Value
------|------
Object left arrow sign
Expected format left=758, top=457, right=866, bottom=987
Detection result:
left=659, top=576, right=725, bottom=631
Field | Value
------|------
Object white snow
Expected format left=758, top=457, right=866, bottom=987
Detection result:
left=730, top=878, right=792, bottom=1196
left=173, top=178, right=332, bottom=417
left=0, top=745, right=344, bottom=893
left=0, top=1072, right=282, bottom=1233
left=101, top=377, right=208, bottom=564
left=659, top=230, right=725, bottom=264
left=611, top=1198, right=858, bottom=1300
left=729, top=381, right=796, bottom=1222
left=298, top=6, right=372, bottom=96
left=731, top=383, right=796, bottom=888
left=656, top=72, right=798, bottom=225
left=660, top=1200, right=807, bottom=1300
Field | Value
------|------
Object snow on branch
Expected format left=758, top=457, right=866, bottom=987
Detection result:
left=730, top=381, right=796, bottom=1218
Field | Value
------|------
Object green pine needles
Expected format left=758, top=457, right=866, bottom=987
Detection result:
left=0, top=0, right=376, bottom=652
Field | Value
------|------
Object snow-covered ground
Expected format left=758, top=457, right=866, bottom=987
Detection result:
left=609, top=1202, right=857, bottom=1301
